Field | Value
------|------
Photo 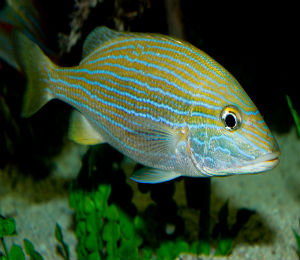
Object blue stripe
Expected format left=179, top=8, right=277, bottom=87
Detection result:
left=51, top=65, right=223, bottom=112
left=87, top=44, right=247, bottom=107
left=84, top=43, right=257, bottom=116
left=207, top=135, right=258, bottom=159
left=89, top=36, right=253, bottom=107
left=49, top=69, right=228, bottom=132
left=240, top=128, right=274, bottom=150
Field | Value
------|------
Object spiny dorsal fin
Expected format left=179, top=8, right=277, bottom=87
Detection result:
left=69, top=110, right=105, bottom=145
left=82, top=26, right=133, bottom=58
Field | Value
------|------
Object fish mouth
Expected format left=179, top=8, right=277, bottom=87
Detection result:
left=199, top=151, right=280, bottom=177
left=235, top=151, right=280, bottom=174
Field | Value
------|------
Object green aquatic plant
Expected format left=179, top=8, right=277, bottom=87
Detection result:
left=286, top=95, right=300, bottom=136
left=70, top=183, right=144, bottom=260
left=0, top=215, right=43, bottom=260
left=155, top=239, right=213, bottom=260
left=0, top=214, right=71, bottom=260
left=23, top=239, right=44, bottom=260
left=213, top=200, right=233, bottom=256
left=293, top=228, right=300, bottom=259
left=287, top=96, right=300, bottom=259
left=215, top=238, right=233, bottom=256
left=212, top=200, right=255, bottom=256
left=155, top=240, right=189, bottom=260
left=70, top=146, right=249, bottom=259
left=55, top=223, right=70, bottom=260
left=70, top=179, right=243, bottom=259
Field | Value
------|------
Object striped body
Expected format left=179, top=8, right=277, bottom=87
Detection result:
left=13, top=27, right=280, bottom=182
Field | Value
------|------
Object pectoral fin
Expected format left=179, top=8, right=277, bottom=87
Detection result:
left=69, top=110, right=105, bottom=145
left=130, top=168, right=181, bottom=184
left=130, top=116, right=184, bottom=156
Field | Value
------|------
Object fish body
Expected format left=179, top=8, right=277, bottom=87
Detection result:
left=12, top=27, right=280, bottom=183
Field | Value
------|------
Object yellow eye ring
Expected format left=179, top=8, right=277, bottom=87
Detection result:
left=221, top=105, right=242, bottom=131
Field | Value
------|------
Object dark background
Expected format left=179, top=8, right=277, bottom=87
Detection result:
left=55, top=0, right=298, bottom=132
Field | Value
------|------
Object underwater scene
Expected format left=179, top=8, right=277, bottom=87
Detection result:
left=0, top=0, right=299, bottom=259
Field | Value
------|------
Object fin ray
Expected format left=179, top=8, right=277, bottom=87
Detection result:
left=130, top=116, right=182, bottom=156
left=69, top=110, right=105, bottom=145
left=130, top=168, right=181, bottom=183
left=82, top=26, right=135, bottom=58
left=12, top=31, right=54, bottom=117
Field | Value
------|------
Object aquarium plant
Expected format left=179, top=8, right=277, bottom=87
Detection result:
left=55, top=223, right=70, bottom=260
left=69, top=183, right=145, bottom=260
left=0, top=215, right=43, bottom=260
left=286, top=95, right=300, bottom=136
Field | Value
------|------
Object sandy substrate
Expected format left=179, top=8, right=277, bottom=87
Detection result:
left=201, top=127, right=300, bottom=260
left=0, top=127, right=299, bottom=260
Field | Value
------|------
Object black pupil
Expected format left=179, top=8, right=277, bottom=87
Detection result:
left=225, top=113, right=236, bottom=128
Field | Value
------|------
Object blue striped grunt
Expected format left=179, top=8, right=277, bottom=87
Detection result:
left=12, top=26, right=280, bottom=183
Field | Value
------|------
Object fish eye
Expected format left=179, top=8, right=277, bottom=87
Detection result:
left=221, top=106, right=241, bottom=131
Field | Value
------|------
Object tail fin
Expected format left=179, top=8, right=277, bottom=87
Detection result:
left=13, top=31, right=54, bottom=117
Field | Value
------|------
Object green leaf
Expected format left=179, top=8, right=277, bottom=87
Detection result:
left=133, top=216, right=146, bottom=231
left=103, top=221, right=121, bottom=243
left=118, top=239, right=139, bottom=259
left=103, top=221, right=121, bottom=258
left=69, top=188, right=86, bottom=211
left=190, top=240, right=210, bottom=255
left=0, top=218, right=16, bottom=237
left=156, top=241, right=175, bottom=260
left=83, top=197, right=95, bottom=215
left=293, top=229, right=300, bottom=256
left=86, top=212, right=98, bottom=233
left=97, top=185, right=111, bottom=206
left=104, top=205, right=119, bottom=221
left=55, top=223, right=63, bottom=242
left=85, top=232, right=99, bottom=252
left=119, top=211, right=135, bottom=240
left=287, top=95, right=300, bottom=136
left=55, top=224, right=70, bottom=260
left=24, top=239, right=44, bottom=260
left=8, top=244, right=25, bottom=260
left=87, top=251, right=101, bottom=260
left=141, top=248, right=152, bottom=259
left=215, top=238, right=233, bottom=256
left=174, top=240, right=189, bottom=256
left=75, top=221, right=86, bottom=238
left=76, top=243, right=88, bottom=260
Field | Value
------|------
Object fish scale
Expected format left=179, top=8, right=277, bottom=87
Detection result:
left=11, top=26, right=280, bottom=183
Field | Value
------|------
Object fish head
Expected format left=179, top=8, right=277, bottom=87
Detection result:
left=187, top=81, right=280, bottom=177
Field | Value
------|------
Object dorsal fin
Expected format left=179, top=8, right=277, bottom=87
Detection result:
left=82, top=26, right=134, bottom=58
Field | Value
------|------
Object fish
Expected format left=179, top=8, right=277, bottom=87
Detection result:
left=11, top=26, right=280, bottom=183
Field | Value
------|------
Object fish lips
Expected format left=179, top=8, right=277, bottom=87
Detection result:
left=203, top=151, right=280, bottom=176
left=236, top=151, right=280, bottom=174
